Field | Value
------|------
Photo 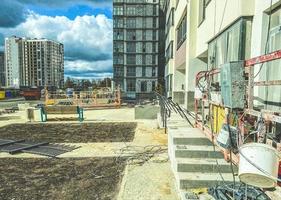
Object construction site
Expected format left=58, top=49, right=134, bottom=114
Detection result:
left=1, top=0, right=281, bottom=200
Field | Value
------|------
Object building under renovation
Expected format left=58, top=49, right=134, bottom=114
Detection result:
left=4, top=36, right=64, bottom=88
left=113, top=0, right=165, bottom=100
left=159, top=0, right=281, bottom=198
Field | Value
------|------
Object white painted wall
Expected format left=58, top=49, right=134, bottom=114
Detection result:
left=250, top=0, right=281, bottom=108
left=196, top=0, right=255, bottom=57
left=5, top=37, right=20, bottom=88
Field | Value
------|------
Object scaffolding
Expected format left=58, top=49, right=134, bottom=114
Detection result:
left=45, top=87, right=121, bottom=109
left=194, top=49, right=281, bottom=164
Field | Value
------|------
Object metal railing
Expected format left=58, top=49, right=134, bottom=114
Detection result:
left=154, top=92, right=194, bottom=133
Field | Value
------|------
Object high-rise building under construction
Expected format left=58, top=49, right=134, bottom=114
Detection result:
left=5, top=36, right=64, bottom=88
left=113, top=0, right=165, bottom=100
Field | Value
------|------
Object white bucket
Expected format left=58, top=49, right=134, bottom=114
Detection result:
left=238, top=143, right=279, bottom=188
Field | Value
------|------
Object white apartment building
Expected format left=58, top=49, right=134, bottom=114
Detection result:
left=5, top=37, right=22, bottom=88
left=165, top=0, right=281, bottom=111
left=5, top=36, right=64, bottom=88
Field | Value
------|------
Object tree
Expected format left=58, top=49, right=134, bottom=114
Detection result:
left=64, top=77, right=74, bottom=89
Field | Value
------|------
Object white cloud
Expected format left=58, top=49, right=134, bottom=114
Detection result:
left=65, top=59, right=112, bottom=72
left=0, top=12, right=113, bottom=79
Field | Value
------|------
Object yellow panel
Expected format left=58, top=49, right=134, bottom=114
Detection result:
left=212, top=105, right=226, bottom=134
left=0, top=91, right=5, bottom=100
left=46, top=99, right=55, bottom=105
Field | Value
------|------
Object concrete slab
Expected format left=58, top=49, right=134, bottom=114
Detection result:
left=176, top=172, right=235, bottom=189
left=173, top=158, right=238, bottom=173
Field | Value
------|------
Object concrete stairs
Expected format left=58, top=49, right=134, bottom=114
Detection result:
left=168, top=126, right=238, bottom=199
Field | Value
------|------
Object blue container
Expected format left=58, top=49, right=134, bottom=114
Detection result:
left=5, top=91, right=12, bottom=98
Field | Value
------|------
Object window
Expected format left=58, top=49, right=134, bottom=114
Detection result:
left=152, top=42, right=157, bottom=52
left=126, top=67, right=136, bottom=76
left=153, top=31, right=157, bottom=40
left=198, top=0, right=205, bottom=25
left=146, top=4, right=153, bottom=15
left=142, top=67, right=146, bottom=77
left=208, top=18, right=252, bottom=68
left=165, top=41, right=174, bottom=63
left=152, top=55, right=156, bottom=64
left=166, top=8, right=174, bottom=35
left=153, top=5, right=157, bottom=15
left=113, top=55, right=124, bottom=64
left=258, top=7, right=281, bottom=111
left=113, top=18, right=124, bottom=28
left=198, top=0, right=211, bottom=25
left=113, top=6, right=123, bottom=15
left=127, top=6, right=136, bottom=15
left=142, top=55, right=146, bottom=65
left=126, top=55, right=136, bottom=65
left=152, top=67, right=156, bottom=77
left=126, top=30, right=136, bottom=40
left=113, top=30, right=124, bottom=40
left=153, top=18, right=157, bottom=28
left=146, top=17, right=153, bottom=28
left=126, top=42, right=136, bottom=52
left=177, top=14, right=187, bottom=49
left=141, top=81, right=147, bottom=92
left=126, top=18, right=136, bottom=28
left=136, top=5, right=144, bottom=16
left=114, top=67, right=124, bottom=77
left=127, top=79, right=136, bottom=92
left=113, top=42, right=124, bottom=53
left=152, top=81, right=156, bottom=91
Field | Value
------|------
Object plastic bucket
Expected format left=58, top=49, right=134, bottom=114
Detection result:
left=238, top=143, right=278, bottom=188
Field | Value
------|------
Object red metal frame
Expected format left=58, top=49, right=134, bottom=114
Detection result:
left=194, top=49, right=281, bottom=164
left=245, top=49, right=281, bottom=67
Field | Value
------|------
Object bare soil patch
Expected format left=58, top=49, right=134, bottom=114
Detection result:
left=0, top=157, right=126, bottom=200
left=0, top=122, right=136, bottom=143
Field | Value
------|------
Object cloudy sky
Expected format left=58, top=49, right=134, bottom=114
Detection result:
left=0, top=0, right=113, bottom=80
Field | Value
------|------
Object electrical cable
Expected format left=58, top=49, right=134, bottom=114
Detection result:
left=205, top=73, right=238, bottom=193
left=254, top=0, right=273, bottom=78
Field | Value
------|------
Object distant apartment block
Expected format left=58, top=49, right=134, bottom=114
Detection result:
left=5, top=36, right=64, bottom=88
left=113, top=0, right=165, bottom=100
left=0, top=51, right=4, bottom=87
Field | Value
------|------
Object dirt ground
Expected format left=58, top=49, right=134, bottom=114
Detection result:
left=0, top=122, right=137, bottom=143
left=0, top=108, right=180, bottom=200
left=0, top=157, right=126, bottom=200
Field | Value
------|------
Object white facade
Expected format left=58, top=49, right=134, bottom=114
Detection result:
left=165, top=0, right=281, bottom=111
left=5, top=37, right=22, bottom=88
left=4, top=36, right=64, bottom=88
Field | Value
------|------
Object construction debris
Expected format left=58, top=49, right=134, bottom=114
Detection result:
left=0, top=139, right=79, bottom=157
left=208, top=183, right=271, bottom=200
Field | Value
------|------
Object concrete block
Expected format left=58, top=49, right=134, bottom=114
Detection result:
left=176, top=172, right=235, bottom=189
left=174, top=145, right=224, bottom=159
left=174, top=158, right=238, bottom=173
left=168, top=127, right=212, bottom=145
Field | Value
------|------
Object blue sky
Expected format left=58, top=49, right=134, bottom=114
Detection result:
left=0, top=0, right=113, bottom=80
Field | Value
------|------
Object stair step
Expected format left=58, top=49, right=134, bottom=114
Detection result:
left=174, top=158, right=238, bottom=173
left=168, top=128, right=213, bottom=145
left=173, top=138, right=212, bottom=145
left=176, top=172, right=236, bottom=189
left=174, top=145, right=224, bottom=159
